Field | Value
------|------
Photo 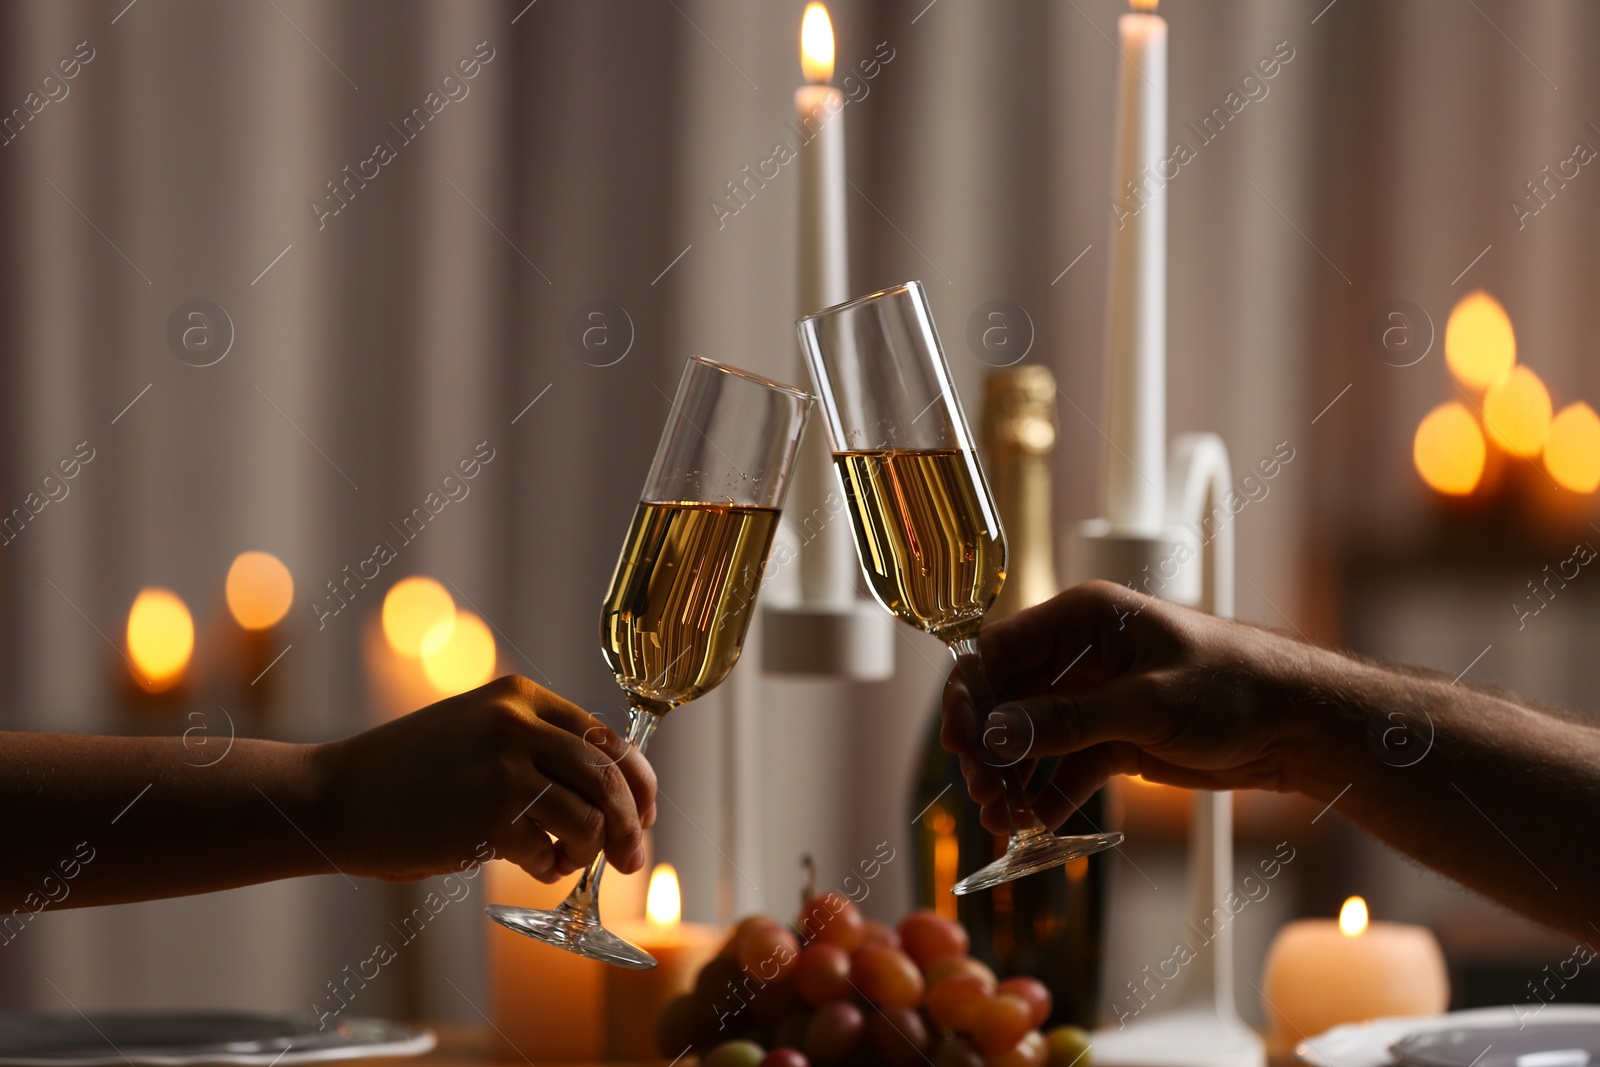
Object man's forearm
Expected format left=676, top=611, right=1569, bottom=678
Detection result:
left=1278, top=648, right=1600, bottom=941
left=0, top=733, right=334, bottom=916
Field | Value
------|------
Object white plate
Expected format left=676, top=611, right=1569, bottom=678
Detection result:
left=0, top=1015, right=436, bottom=1067
left=1297, top=1005, right=1600, bottom=1067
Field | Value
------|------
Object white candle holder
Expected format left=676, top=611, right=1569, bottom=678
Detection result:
left=1068, top=432, right=1266, bottom=1067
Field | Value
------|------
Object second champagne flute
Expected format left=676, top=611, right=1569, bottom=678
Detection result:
left=486, top=355, right=811, bottom=967
left=797, top=281, right=1123, bottom=895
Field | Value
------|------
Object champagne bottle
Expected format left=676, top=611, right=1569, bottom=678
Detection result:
left=910, top=364, right=1109, bottom=1028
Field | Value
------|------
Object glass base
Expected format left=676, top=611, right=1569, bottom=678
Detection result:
left=484, top=904, right=657, bottom=970
left=951, top=829, right=1125, bottom=896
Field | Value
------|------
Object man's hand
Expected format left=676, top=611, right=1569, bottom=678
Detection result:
left=315, top=675, right=656, bottom=883
left=943, top=581, right=1321, bottom=835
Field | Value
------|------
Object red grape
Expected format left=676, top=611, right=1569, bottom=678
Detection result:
left=851, top=943, right=925, bottom=1008
left=655, top=993, right=711, bottom=1055
left=997, top=977, right=1052, bottom=1029
left=925, top=955, right=998, bottom=990
left=804, top=1001, right=865, bottom=1065
left=932, top=1035, right=988, bottom=1067
left=760, top=1051, right=810, bottom=1067
left=727, top=915, right=775, bottom=958
left=866, top=1004, right=932, bottom=1067
left=698, top=955, right=748, bottom=1003
left=795, top=893, right=866, bottom=951
left=898, top=910, right=970, bottom=969
left=987, top=1030, right=1047, bottom=1067
left=927, top=974, right=992, bottom=1034
left=793, top=943, right=853, bottom=1006
left=738, top=920, right=801, bottom=981
left=750, top=978, right=804, bottom=1026
left=972, top=993, right=1034, bottom=1055
left=861, top=919, right=902, bottom=950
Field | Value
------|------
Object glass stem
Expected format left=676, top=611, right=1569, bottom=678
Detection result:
left=556, top=703, right=662, bottom=920
left=948, top=636, right=1050, bottom=843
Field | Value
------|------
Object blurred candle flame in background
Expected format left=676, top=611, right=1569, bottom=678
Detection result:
left=1545, top=402, right=1600, bottom=493
left=646, top=863, right=681, bottom=928
left=127, top=588, right=194, bottom=691
left=799, top=2, right=834, bottom=84
left=1482, top=365, right=1552, bottom=457
left=420, top=611, right=496, bottom=696
left=1339, top=895, right=1369, bottom=937
left=1445, top=290, right=1516, bottom=391
left=1414, top=402, right=1486, bottom=496
left=1129, top=0, right=1160, bottom=12
left=225, top=551, right=294, bottom=631
left=382, top=576, right=455, bottom=658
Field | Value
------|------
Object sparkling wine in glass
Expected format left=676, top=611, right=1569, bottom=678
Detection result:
left=485, top=355, right=812, bottom=967
left=798, top=281, right=1123, bottom=895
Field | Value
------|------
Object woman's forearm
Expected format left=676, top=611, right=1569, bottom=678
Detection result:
left=0, top=733, right=332, bottom=915
left=1279, top=648, right=1600, bottom=940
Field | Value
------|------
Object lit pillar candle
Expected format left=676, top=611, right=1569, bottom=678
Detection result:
left=1103, top=0, right=1167, bottom=533
left=604, top=865, right=721, bottom=1060
left=1260, top=897, right=1449, bottom=1052
left=793, top=1, right=855, bottom=607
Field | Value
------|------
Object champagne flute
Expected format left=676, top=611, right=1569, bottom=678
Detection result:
left=797, top=281, right=1122, bottom=896
left=485, top=355, right=812, bottom=968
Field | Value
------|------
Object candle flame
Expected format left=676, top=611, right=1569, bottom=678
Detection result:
left=1130, top=0, right=1159, bottom=10
left=1339, top=895, right=1369, bottom=937
left=127, top=587, right=194, bottom=691
left=800, top=2, right=835, bottom=84
left=647, top=863, right=681, bottom=928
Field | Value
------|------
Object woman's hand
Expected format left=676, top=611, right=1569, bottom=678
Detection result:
left=315, top=675, right=656, bottom=883
left=943, top=581, right=1323, bottom=835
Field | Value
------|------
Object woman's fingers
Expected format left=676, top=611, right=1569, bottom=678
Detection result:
left=512, top=681, right=658, bottom=827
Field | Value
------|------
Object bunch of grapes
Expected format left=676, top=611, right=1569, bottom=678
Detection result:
left=656, top=894, right=1093, bottom=1067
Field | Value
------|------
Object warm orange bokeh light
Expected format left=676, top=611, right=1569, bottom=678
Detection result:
left=127, top=587, right=195, bottom=689
left=225, top=551, right=294, bottom=630
left=1481, top=365, right=1552, bottom=457
left=1545, top=402, right=1600, bottom=493
left=1414, top=402, right=1486, bottom=496
left=420, top=611, right=496, bottom=696
left=381, top=576, right=454, bottom=658
left=1445, top=290, right=1516, bottom=390
left=1339, top=896, right=1369, bottom=937
left=1129, top=0, right=1160, bottom=10
left=799, top=2, right=835, bottom=83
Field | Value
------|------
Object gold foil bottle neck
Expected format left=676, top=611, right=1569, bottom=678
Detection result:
left=983, top=364, right=1058, bottom=456
left=982, top=364, right=1059, bottom=620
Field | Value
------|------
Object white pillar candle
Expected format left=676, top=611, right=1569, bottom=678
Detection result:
left=793, top=1, right=856, bottom=607
left=1103, top=0, right=1168, bottom=534
left=1260, top=897, right=1449, bottom=1052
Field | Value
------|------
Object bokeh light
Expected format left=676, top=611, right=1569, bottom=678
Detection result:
left=1545, top=402, right=1600, bottom=493
left=127, top=587, right=195, bottom=689
left=1444, top=290, right=1516, bottom=390
left=382, top=576, right=454, bottom=658
left=420, top=611, right=496, bottom=695
left=225, top=551, right=294, bottom=630
left=1413, top=402, right=1486, bottom=496
left=1481, top=365, right=1552, bottom=457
